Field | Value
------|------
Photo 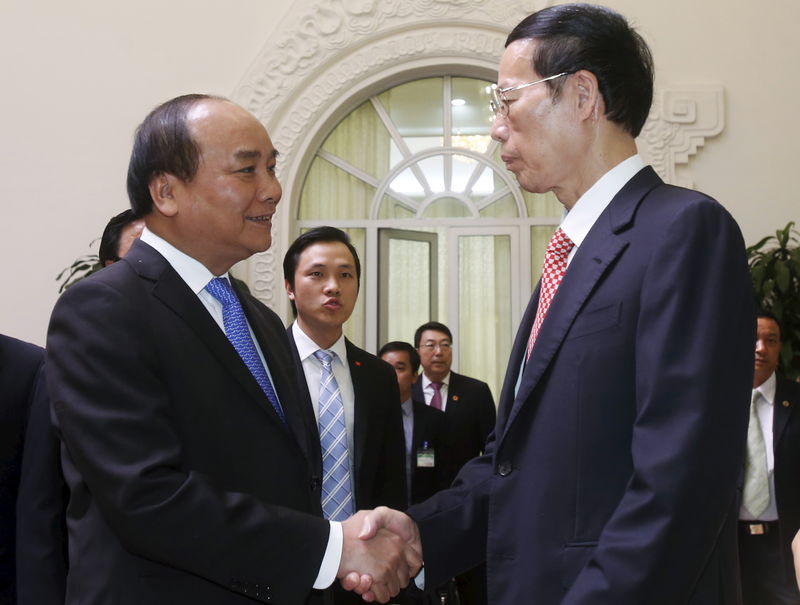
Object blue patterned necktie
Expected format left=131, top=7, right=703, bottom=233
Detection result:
left=205, top=277, right=286, bottom=424
left=314, top=349, right=354, bottom=521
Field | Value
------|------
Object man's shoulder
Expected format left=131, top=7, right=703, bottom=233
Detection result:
left=449, top=371, right=490, bottom=391
left=344, top=340, right=396, bottom=380
left=777, top=375, right=800, bottom=402
left=0, top=333, right=43, bottom=364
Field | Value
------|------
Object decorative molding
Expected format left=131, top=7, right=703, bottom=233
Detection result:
left=638, top=85, right=725, bottom=188
left=234, top=0, right=725, bottom=313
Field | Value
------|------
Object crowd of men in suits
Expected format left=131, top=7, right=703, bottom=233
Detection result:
left=2, top=3, right=798, bottom=605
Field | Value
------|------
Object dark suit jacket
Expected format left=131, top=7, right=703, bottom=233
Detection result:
left=409, top=167, right=755, bottom=604
left=15, top=364, right=67, bottom=605
left=771, top=375, right=800, bottom=588
left=408, top=400, right=447, bottom=506
left=0, top=335, right=45, bottom=605
left=287, top=330, right=407, bottom=513
left=412, top=372, right=495, bottom=487
left=46, top=240, right=330, bottom=605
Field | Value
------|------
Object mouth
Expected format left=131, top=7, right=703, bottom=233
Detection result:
left=246, top=214, right=273, bottom=226
left=323, top=298, right=341, bottom=311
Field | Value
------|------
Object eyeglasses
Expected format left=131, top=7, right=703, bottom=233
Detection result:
left=419, top=342, right=452, bottom=351
left=489, top=72, right=570, bottom=118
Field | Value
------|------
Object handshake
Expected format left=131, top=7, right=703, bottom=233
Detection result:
left=337, top=507, right=423, bottom=603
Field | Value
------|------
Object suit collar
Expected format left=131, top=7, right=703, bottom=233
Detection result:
left=773, top=375, right=798, bottom=448
left=124, top=240, right=292, bottom=432
left=501, top=167, right=662, bottom=435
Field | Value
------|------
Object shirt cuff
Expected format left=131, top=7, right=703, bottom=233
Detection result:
left=415, top=567, right=426, bottom=590
left=313, top=520, right=342, bottom=589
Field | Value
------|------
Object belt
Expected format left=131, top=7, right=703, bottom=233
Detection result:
left=739, top=521, right=779, bottom=535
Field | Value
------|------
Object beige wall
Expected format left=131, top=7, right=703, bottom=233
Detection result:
left=1, top=0, right=796, bottom=345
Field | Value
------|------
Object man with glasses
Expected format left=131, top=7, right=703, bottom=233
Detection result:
left=353, top=4, right=754, bottom=604
left=412, top=322, right=494, bottom=605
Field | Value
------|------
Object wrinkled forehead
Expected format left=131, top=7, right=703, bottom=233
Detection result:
left=187, top=99, right=273, bottom=155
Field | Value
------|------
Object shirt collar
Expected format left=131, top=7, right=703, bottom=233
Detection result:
left=422, top=372, right=450, bottom=389
left=560, top=154, right=646, bottom=247
left=291, top=321, right=348, bottom=365
left=140, top=227, right=226, bottom=294
left=756, top=372, right=777, bottom=405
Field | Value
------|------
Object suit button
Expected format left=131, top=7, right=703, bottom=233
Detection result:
left=497, top=461, right=512, bottom=476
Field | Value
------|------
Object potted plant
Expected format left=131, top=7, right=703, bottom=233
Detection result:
left=747, top=221, right=800, bottom=380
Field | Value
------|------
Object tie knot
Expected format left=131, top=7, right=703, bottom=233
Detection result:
left=205, top=277, right=237, bottom=305
left=314, top=349, right=334, bottom=367
left=548, top=228, right=575, bottom=258
left=431, top=381, right=443, bottom=392
left=752, top=389, right=761, bottom=405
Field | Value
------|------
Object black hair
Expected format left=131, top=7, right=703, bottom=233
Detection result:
left=283, top=226, right=362, bottom=315
left=98, top=209, right=139, bottom=265
left=413, top=321, right=453, bottom=348
left=126, top=93, right=225, bottom=216
left=379, top=341, right=421, bottom=375
left=756, top=309, right=782, bottom=340
left=506, top=3, right=654, bottom=137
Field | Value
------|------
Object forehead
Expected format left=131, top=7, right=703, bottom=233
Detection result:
left=757, top=317, right=781, bottom=338
left=420, top=330, right=450, bottom=342
left=382, top=350, right=411, bottom=366
left=297, top=241, right=355, bottom=268
left=187, top=99, right=274, bottom=158
left=498, top=38, right=539, bottom=85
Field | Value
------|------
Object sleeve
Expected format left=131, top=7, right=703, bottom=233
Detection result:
left=15, top=364, right=67, bottom=605
left=564, top=197, right=755, bottom=603
left=46, top=277, right=330, bottom=605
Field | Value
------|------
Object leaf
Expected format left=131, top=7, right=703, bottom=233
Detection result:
left=775, top=262, right=791, bottom=293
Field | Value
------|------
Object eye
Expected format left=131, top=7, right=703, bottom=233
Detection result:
left=342, top=271, right=354, bottom=278
left=267, top=164, right=277, bottom=174
left=237, top=166, right=255, bottom=174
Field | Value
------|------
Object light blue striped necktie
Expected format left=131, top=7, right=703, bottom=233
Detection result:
left=314, top=349, right=354, bottom=521
left=205, top=277, right=286, bottom=424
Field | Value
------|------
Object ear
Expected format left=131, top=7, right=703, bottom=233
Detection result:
left=148, top=173, right=180, bottom=217
left=570, top=70, right=601, bottom=121
left=284, top=278, right=295, bottom=300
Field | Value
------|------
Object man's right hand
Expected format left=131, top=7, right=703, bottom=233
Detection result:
left=338, top=508, right=422, bottom=603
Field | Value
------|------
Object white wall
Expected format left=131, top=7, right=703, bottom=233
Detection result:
left=1, top=0, right=796, bottom=345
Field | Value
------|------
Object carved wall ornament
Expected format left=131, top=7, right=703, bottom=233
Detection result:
left=233, top=0, right=725, bottom=313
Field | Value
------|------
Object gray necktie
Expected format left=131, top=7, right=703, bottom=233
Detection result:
left=743, top=390, right=770, bottom=518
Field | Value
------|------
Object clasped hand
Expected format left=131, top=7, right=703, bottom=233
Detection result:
left=337, top=507, right=422, bottom=603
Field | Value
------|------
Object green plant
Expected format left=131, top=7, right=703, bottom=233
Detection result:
left=56, top=241, right=102, bottom=293
left=747, top=221, right=800, bottom=380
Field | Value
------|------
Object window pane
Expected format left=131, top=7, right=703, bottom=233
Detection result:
left=422, top=198, right=472, bottom=218
left=385, top=239, right=432, bottom=343
left=451, top=77, right=493, bottom=136
left=378, top=78, right=443, bottom=137
left=299, top=157, right=374, bottom=220
left=479, top=194, right=518, bottom=218
left=321, top=100, right=390, bottom=181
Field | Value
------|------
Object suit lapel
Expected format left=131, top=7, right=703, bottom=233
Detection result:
left=346, top=340, right=368, bottom=493
left=127, top=241, right=290, bottom=430
left=772, top=378, right=796, bottom=450
left=500, top=167, right=662, bottom=439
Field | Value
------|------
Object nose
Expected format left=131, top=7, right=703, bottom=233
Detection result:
left=755, top=338, right=765, bottom=353
left=490, top=114, right=508, bottom=143
left=323, top=278, right=340, bottom=295
left=259, top=171, right=282, bottom=206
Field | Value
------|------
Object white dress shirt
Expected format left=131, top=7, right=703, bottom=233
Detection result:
left=740, top=372, right=778, bottom=521
left=515, top=154, right=647, bottom=396
left=140, top=228, right=341, bottom=589
left=421, top=372, right=451, bottom=412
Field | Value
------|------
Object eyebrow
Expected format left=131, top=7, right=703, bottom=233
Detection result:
left=234, top=149, right=280, bottom=160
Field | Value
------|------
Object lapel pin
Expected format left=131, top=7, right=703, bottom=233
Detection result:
left=783, top=400, right=791, bottom=408
left=452, top=395, right=459, bottom=401
left=354, top=361, right=362, bottom=367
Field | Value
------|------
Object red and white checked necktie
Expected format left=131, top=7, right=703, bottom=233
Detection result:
left=526, top=228, right=575, bottom=361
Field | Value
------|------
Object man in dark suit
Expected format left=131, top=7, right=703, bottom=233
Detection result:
left=282, top=228, right=407, bottom=605
left=45, top=94, right=418, bottom=605
left=380, top=341, right=454, bottom=605
left=412, top=322, right=494, bottom=605
left=353, top=5, right=754, bottom=604
left=740, top=311, right=800, bottom=604
left=412, top=322, right=495, bottom=489
left=379, top=341, right=447, bottom=507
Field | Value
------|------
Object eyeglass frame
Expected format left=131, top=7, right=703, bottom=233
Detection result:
left=489, top=72, right=570, bottom=118
left=418, top=341, right=452, bottom=351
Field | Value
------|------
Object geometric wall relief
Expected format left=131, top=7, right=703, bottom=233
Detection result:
left=638, top=85, right=725, bottom=188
